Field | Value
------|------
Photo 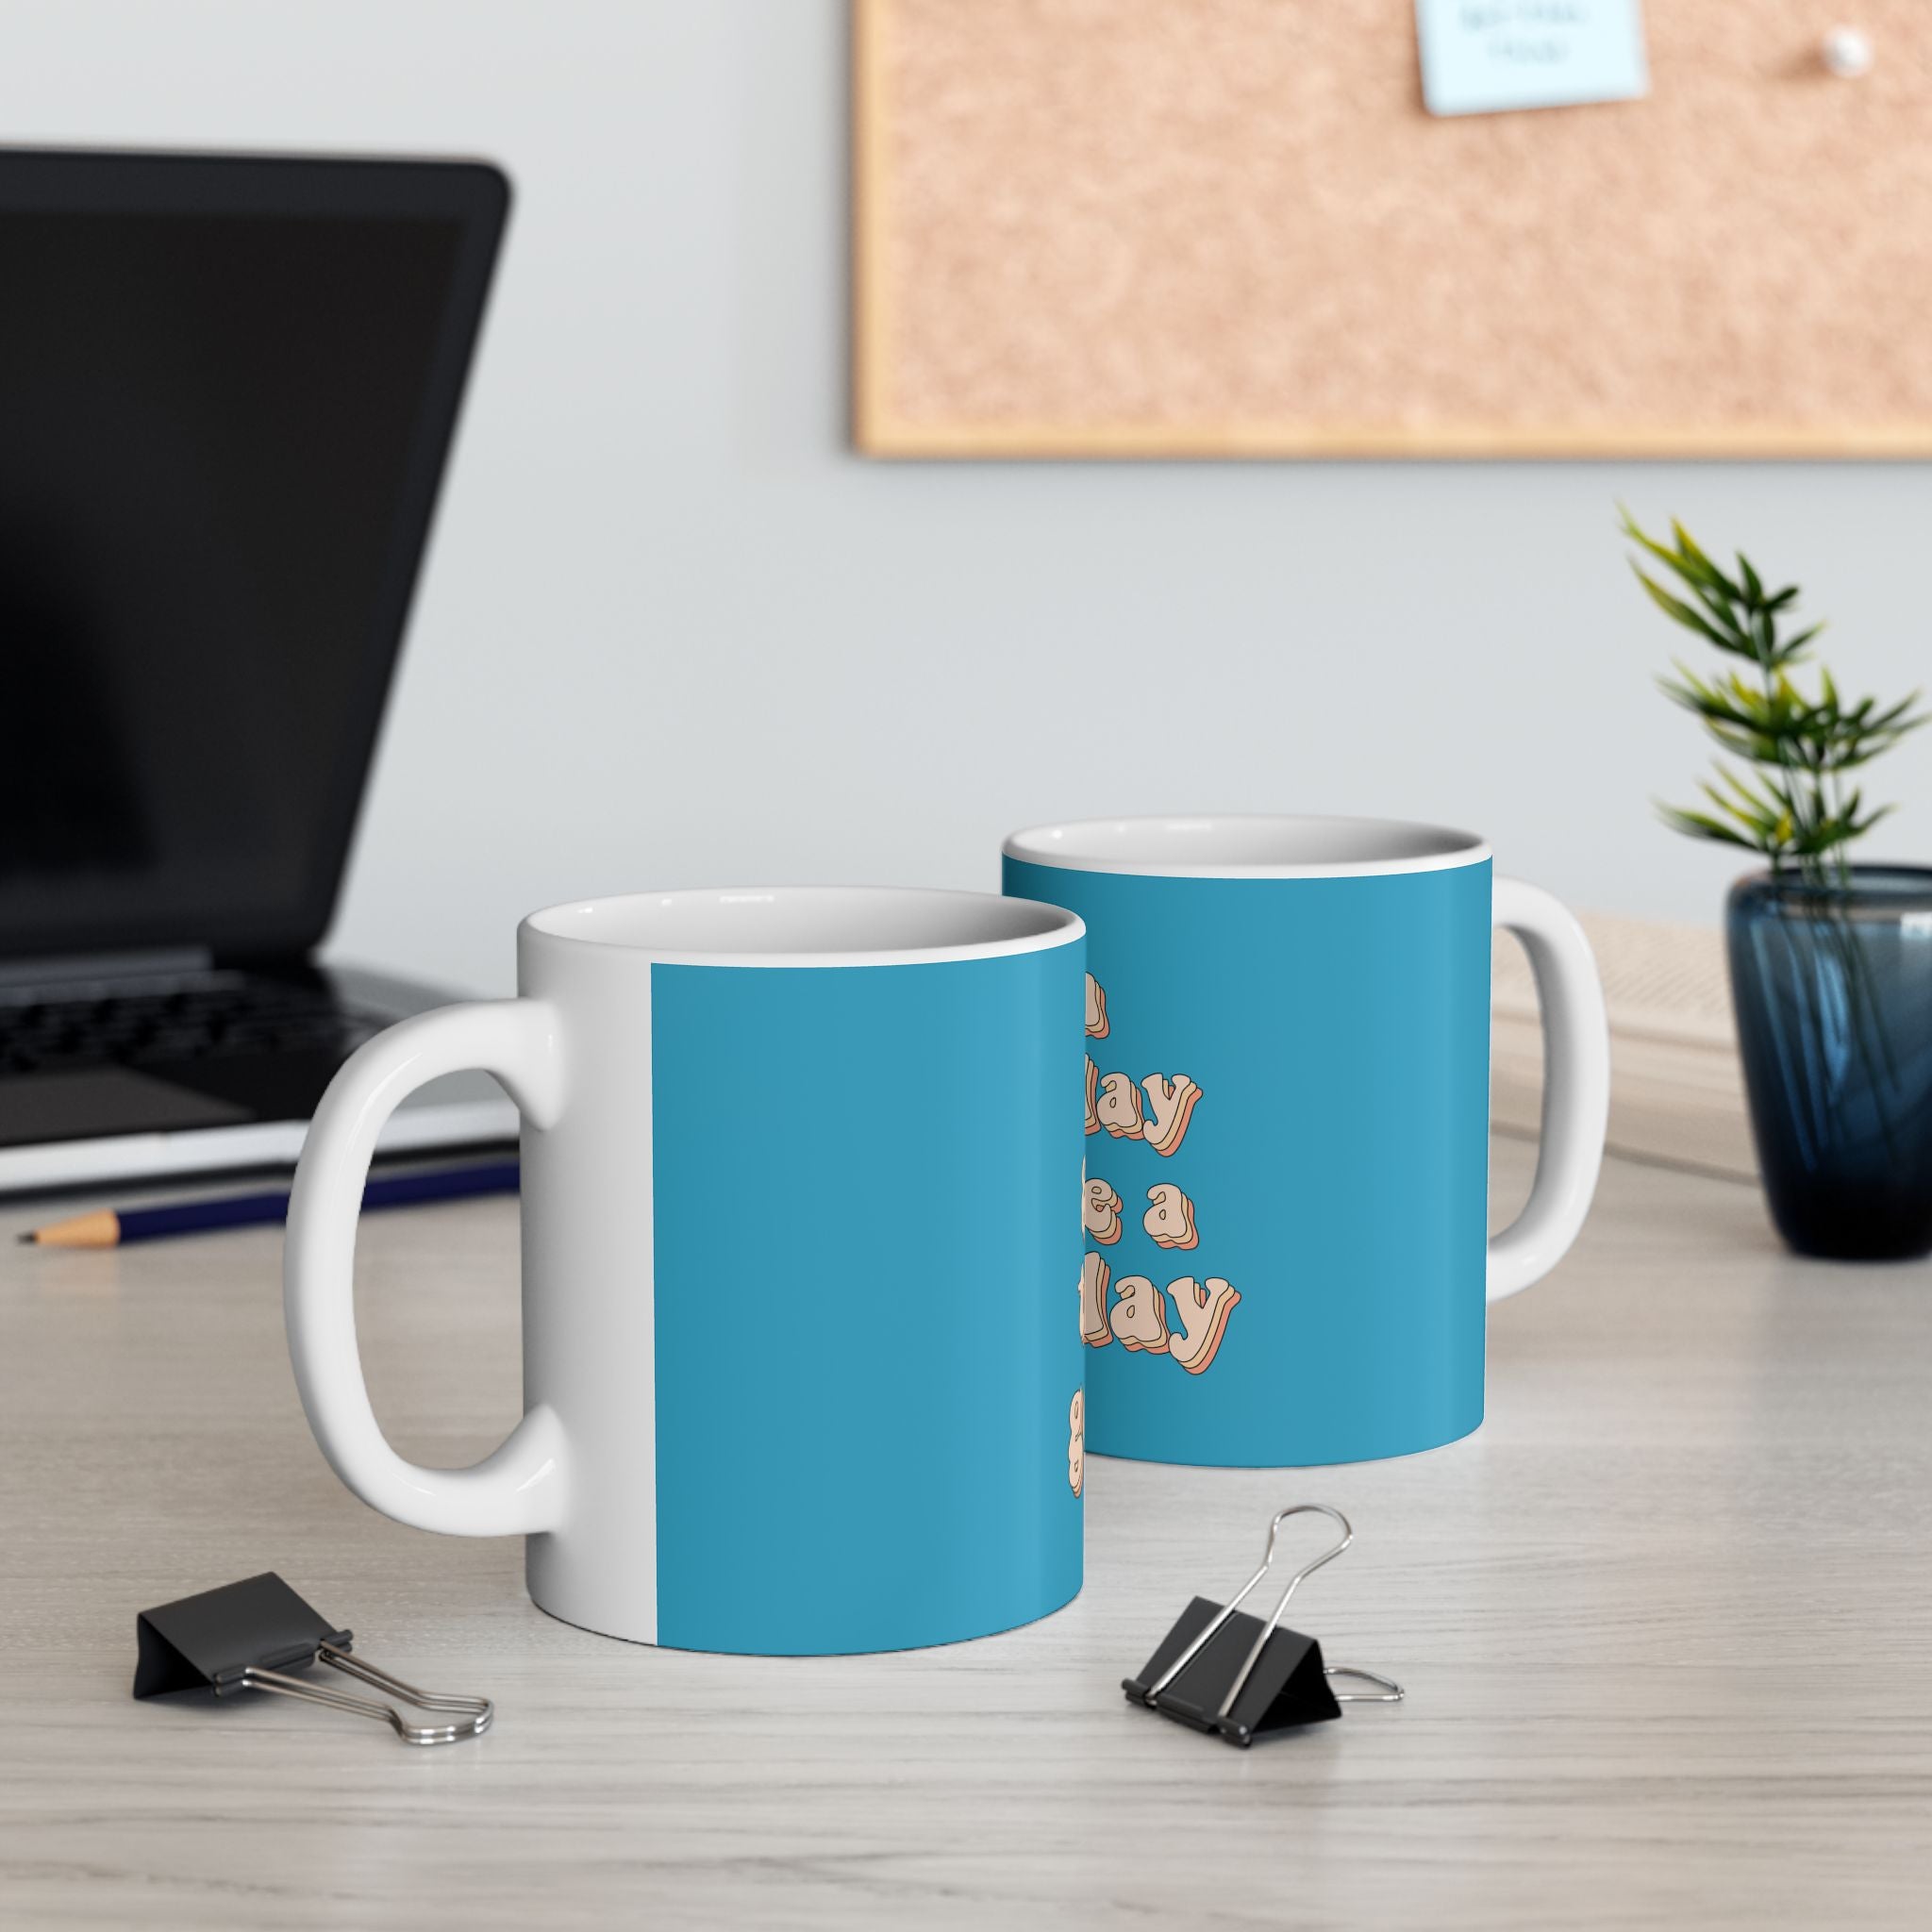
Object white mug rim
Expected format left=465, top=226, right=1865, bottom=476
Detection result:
left=522, top=884, right=1084, bottom=968
left=1003, top=813, right=1491, bottom=880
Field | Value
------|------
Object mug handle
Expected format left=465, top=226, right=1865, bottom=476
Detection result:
left=1487, top=879, right=1611, bottom=1303
left=284, top=999, right=572, bottom=1534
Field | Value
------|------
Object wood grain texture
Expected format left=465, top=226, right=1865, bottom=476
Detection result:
left=2, top=1141, right=1930, bottom=1928
left=855, top=0, right=1932, bottom=458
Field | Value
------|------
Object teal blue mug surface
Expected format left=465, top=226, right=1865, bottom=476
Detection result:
left=287, top=887, right=1088, bottom=1655
left=1003, top=817, right=1609, bottom=1467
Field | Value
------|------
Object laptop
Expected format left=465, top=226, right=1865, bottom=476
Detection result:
left=0, top=149, right=519, bottom=1193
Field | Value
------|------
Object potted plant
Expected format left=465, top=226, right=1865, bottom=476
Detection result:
left=1625, top=511, right=1932, bottom=1260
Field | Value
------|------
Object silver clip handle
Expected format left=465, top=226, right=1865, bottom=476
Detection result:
left=1326, top=1665, right=1405, bottom=1704
left=1141, top=1502, right=1354, bottom=1710
left=1214, top=1503, right=1355, bottom=1720
left=239, top=1641, right=492, bottom=1745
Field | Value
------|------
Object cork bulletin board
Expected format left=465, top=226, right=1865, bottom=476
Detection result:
left=853, top=0, right=1932, bottom=458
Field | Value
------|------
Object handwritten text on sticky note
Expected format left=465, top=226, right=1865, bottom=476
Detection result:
left=1416, top=1, right=1649, bottom=117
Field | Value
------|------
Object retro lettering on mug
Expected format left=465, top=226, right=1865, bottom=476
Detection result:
left=1078, top=1250, right=1112, bottom=1348
left=1164, top=1275, right=1241, bottom=1374
left=1141, top=1074, right=1202, bottom=1158
left=1108, top=1274, right=1170, bottom=1353
left=1095, top=1071, right=1144, bottom=1140
left=1084, top=973, right=1109, bottom=1040
left=1143, top=1183, right=1197, bottom=1250
left=1087, top=1070, right=1202, bottom=1158
left=1074, top=981, right=1239, bottom=1376
left=1084, top=1177, right=1124, bottom=1245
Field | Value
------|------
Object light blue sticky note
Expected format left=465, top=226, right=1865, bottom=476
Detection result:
left=1416, top=1, right=1648, bottom=116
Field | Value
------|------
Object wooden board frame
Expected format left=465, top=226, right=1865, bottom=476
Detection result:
left=852, top=0, right=1932, bottom=460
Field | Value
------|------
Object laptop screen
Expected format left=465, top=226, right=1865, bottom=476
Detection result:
left=0, top=155, right=507, bottom=962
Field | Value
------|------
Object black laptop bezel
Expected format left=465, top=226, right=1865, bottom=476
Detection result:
left=0, top=148, right=509, bottom=963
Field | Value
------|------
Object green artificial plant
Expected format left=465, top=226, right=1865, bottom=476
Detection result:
left=1623, top=509, right=1927, bottom=889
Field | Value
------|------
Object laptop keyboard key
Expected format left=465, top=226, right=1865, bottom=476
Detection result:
left=0, top=976, right=384, bottom=1076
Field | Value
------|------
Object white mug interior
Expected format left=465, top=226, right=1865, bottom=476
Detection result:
left=524, top=884, right=1081, bottom=963
left=1003, top=814, right=1490, bottom=878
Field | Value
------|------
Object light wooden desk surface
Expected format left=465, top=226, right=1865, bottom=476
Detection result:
left=2, top=1139, right=1928, bottom=1930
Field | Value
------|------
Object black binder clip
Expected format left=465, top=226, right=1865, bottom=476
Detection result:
left=1123, top=1504, right=1403, bottom=1747
left=134, top=1572, right=492, bottom=1745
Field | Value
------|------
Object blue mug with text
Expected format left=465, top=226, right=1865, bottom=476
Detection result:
left=287, top=887, right=1087, bottom=1654
left=1003, top=817, right=1609, bottom=1467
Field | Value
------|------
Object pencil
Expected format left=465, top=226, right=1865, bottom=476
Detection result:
left=18, top=1159, right=520, bottom=1249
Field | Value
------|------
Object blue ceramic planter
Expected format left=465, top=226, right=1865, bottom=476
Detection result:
left=1727, top=867, right=1932, bottom=1260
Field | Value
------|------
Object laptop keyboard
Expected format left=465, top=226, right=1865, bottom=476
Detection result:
left=0, top=974, right=384, bottom=1077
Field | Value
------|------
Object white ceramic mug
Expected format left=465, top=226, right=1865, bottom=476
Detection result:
left=284, top=886, right=1088, bottom=1654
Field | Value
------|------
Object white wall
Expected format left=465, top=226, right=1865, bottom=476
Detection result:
left=9, top=0, right=1932, bottom=993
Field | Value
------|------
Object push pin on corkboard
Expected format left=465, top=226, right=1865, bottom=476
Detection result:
left=1822, top=26, right=1874, bottom=77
